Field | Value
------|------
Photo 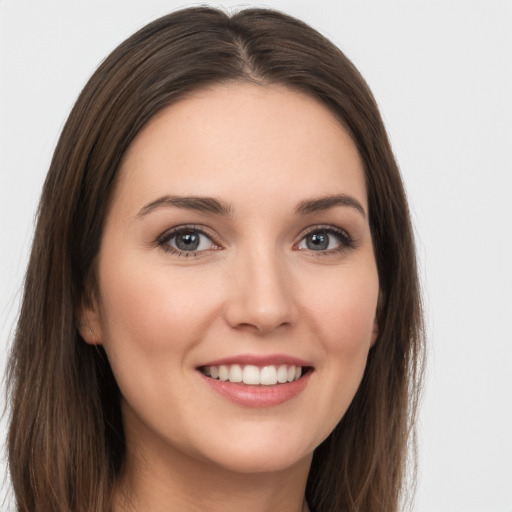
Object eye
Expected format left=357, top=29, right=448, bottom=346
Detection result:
left=158, top=226, right=219, bottom=255
left=297, top=227, right=353, bottom=253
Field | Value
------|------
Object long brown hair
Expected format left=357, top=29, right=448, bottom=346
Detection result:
left=6, top=7, right=424, bottom=512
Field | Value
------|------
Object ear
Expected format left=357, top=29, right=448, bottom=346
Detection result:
left=370, top=317, right=379, bottom=347
left=77, top=293, right=103, bottom=346
left=370, top=290, right=382, bottom=347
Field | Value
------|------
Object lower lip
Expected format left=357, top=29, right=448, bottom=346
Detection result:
left=200, top=371, right=312, bottom=408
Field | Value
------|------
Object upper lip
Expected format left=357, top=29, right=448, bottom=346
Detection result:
left=198, top=353, right=312, bottom=368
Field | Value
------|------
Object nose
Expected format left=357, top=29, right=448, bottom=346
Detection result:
left=224, top=247, right=299, bottom=335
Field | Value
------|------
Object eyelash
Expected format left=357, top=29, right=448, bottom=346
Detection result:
left=296, top=225, right=355, bottom=255
left=157, top=225, right=218, bottom=258
left=156, top=224, right=355, bottom=258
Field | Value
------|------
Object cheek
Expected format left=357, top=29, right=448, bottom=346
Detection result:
left=305, top=263, right=379, bottom=353
left=95, top=259, right=225, bottom=433
left=97, top=257, right=221, bottom=358
left=300, top=262, right=378, bottom=429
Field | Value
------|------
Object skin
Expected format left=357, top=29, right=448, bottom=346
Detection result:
left=81, top=83, right=380, bottom=512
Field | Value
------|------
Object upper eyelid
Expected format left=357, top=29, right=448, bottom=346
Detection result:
left=298, top=224, right=352, bottom=239
left=158, top=224, right=217, bottom=243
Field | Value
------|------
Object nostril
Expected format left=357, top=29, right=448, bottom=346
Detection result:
left=233, top=320, right=291, bottom=335
left=223, top=266, right=299, bottom=333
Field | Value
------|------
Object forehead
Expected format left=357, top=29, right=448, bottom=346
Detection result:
left=114, top=82, right=367, bottom=214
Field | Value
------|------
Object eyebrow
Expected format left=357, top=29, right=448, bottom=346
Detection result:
left=137, top=193, right=366, bottom=219
left=137, top=195, right=233, bottom=218
left=295, top=194, right=366, bottom=218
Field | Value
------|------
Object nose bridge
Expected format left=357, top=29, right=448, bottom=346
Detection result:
left=225, top=240, right=297, bottom=333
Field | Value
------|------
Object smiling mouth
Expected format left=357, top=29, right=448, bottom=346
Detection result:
left=199, top=364, right=311, bottom=386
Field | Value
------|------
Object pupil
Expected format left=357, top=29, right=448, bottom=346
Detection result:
left=307, top=232, right=328, bottom=250
left=176, top=231, right=199, bottom=251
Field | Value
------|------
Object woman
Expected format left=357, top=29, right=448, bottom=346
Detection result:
left=6, top=6, right=424, bottom=512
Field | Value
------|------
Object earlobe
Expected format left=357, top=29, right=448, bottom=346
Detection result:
left=370, top=318, right=378, bottom=347
left=370, top=291, right=382, bottom=347
left=78, top=296, right=103, bottom=345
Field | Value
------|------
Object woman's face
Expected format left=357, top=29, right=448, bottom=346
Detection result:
left=84, top=83, right=379, bottom=475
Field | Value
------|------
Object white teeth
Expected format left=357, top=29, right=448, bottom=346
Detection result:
left=277, top=364, right=288, bottom=383
left=202, top=364, right=305, bottom=385
left=218, top=365, right=229, bottom=381
left=229, top=364, right=243, bottom=383
left=260, top=366, right=278, bottom=385
left=243, top=365, right=260, bottom=385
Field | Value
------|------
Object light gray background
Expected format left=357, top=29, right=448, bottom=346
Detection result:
left=1, top=1, right=511, bottom=511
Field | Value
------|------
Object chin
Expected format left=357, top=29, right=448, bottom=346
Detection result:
left=187, top=425, right=319, bottom=475
left=205, top=445, right=312, bottom=475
